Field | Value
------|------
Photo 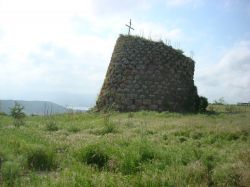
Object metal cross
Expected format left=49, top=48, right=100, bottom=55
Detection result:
left=125, top=19, right=134, bottom=35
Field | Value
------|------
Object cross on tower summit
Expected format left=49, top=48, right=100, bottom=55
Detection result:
left=125, top=19, right=134, bottom=35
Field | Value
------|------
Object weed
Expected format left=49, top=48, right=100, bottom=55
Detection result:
left=225, top=105, right=243, bottom=113
left=145, top=130, right=154, bottom=135
left=119, top=140, right=155, bottom=175
left=120, top=150, right=140, bottom=175
left=186, top=161, right=207, bottom=183
left=128, top=112, right=134, bottom=118
left=179, top=136, right=188, bottom=143
left=96, top=114, right=117, bottom=134
left=174, top=131, right=190, bottom=137
left=77, top=144, right=109, bottom=169
left=191, top=131, right=203, bottom=139
left=46, top=121, right=59, bottom=131
left=0, top=151, right=6, bottom=169
left=212, top=163, right=244, bottom=186
left=103, top=122, right=116, bottom=134
left=163, top=134, right=168, bottom=140
left=0, top=112, right=7, bottom=116
left=0, top=108, right=250, bottom=186
left=139, top=143, right=155, bottom=162
left=26, top=146, right=56, bottom=171
left=13, top=119, right=25, bottom=127
left=201, top=152, right=218, bottom=186
left=124, top=120, right=134, bottom=127
left=1, top=161, right=21, bottom=186
left=67, top=126, right=80, bottom=133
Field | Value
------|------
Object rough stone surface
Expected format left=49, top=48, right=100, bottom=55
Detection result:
left=96, top=35, right=200, bottom=112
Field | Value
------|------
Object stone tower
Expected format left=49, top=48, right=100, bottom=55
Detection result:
left=96, top=35, right=200, bottom=112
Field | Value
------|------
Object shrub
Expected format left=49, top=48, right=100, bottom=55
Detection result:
left=201, top=152, right=218, bottom=186
left=10, top=102, right=25, bottom=119
left=124, top=120, right=134, bottom=127
left=212, top=163, right=243, bottom=186
left=99, top=114, right=117, bottom=134
left=0, top=151, right=5, bottom=169
left=67, top=126, right=80, bottom=133
left=46, top=121, right=59, bottom=131
left=176, top=49, right=184, bottom=54
left=225, top=105, right=242, bottom=113
left=139, top=143, right=155, bottom=162
left=1, top=161, right=21, bottom=186
left=198, top=96, right=208, bottom=113
left=179, top=136, right=188, bottom=143
left=120, top=151, right=140, bottom=175
left=186, top=161, right=207, bottom=184
left=128, top=112, right=134, bottom=118
left=119, top=141, right=155, bottom=175
left=191, top=131, right=203, bottom=140
left=103, top=122, right=116, bottom=134
left=163, top=134, right=168, bottom=140
left=26, top=146, right=56, bottom=171
left=77, top=144, right=109, bottom=169
left=10, top=102, right=25, bottom=127
left=0, top=112, right=7, bottom=116
left=202, top=153, right=217, bottom=171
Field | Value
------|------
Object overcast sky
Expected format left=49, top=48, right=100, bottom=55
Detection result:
left=0, top=0, right=250, bottom=106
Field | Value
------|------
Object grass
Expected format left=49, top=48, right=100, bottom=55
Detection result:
left=0, top=105, right=249, bottom=186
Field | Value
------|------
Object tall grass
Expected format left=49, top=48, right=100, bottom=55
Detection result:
left=0, top=105, right=249, bottom=186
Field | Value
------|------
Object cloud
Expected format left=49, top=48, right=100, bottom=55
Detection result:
left=1, top=0, right=248, bottom=106
left=90, top=0, right=152, bottom=16
left=196, top=40, right=250, bottom=103
left=166, top=0, right=203, bottom=7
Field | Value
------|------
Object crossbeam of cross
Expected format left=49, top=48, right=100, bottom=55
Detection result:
left=125, top=19, right=134, bottom=35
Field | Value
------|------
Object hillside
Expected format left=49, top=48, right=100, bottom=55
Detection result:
left=0, top=105, right=249, bottom=186
left=0, top=100, right=67, bottom=115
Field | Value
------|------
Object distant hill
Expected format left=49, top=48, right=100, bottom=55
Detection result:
left=0, top=100, right=68, bottom=115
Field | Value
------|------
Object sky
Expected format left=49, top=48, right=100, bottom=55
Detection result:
left=0, top=0, right=250, bottom=107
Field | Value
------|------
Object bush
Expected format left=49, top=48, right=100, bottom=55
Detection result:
left=212, top=163, right=243, bottom=186
left=119, top=141, right=155, bottom=175
left=99, top=114, right=117, bottom=134
left=67, top=126, right=80, bottom=133
left=198, top=96, right=208, bottom=113
left=0, top=112, right=7, bottom=116
left=139, top=143, right=155, bottom=162
left=10, top=102, right=25, bottom=127
left=120, top=151, right=140, bottom=175
left=46, top=121, right=59, bottom=131
left=103, top=122, right=116, bottom=134
left=186, top=161, right=207, bottom=184
left=201, top=152, right=218, bottom=186
left=1, top=161, right=21, bottom=186
left=225, top=105, right=242, bottom=113
left=10, top=102, right=25, bottom=119
left=0, top=151, right=5, bottom=169
left=179, top=136, right=188, bottom=143
left=128, top=112, right=134, bottom=118
left=26, top=146, right=56, bottom=171
left=77, top=144, right=109, bottom=169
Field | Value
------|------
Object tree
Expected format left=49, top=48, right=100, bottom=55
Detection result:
left=214, top=97, right=225, bottom=105
left=10, top=102, right=25, bottom=127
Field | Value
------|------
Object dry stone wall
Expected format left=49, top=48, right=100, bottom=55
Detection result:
left=96, top=35, right=200, bottom=112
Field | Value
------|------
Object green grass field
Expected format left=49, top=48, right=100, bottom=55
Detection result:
left=0, top=105, right=249, bottom=186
